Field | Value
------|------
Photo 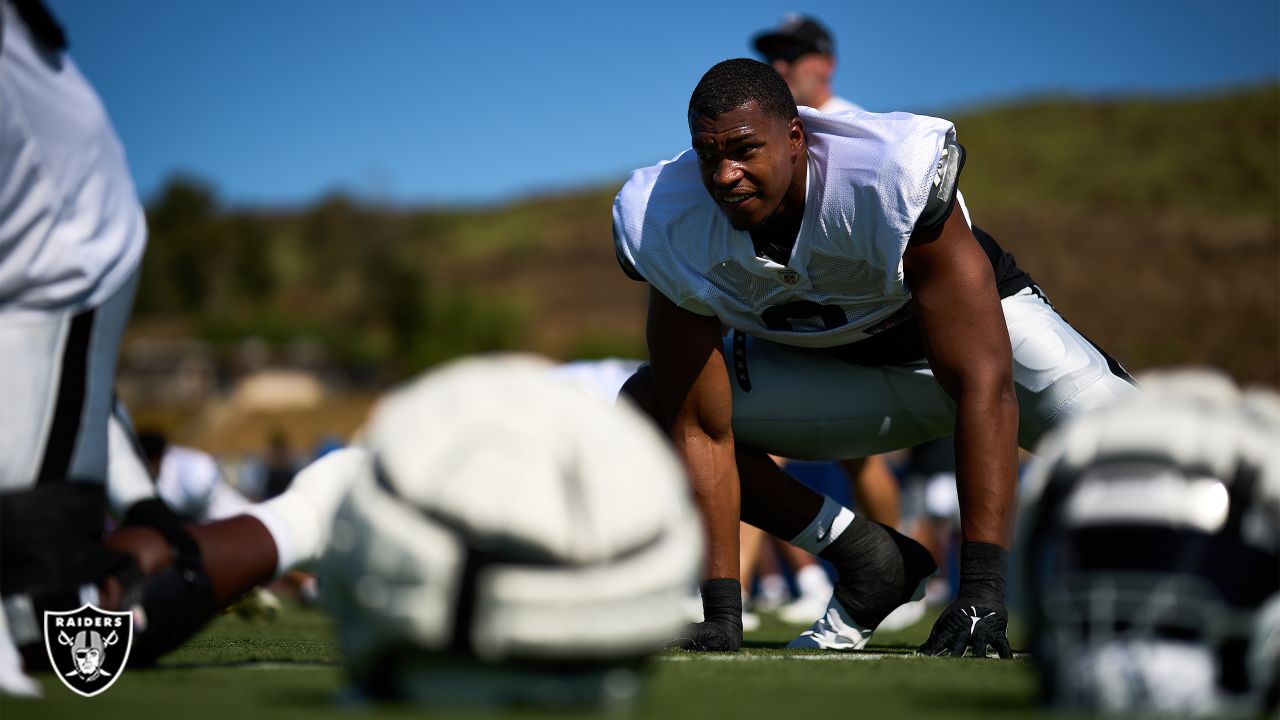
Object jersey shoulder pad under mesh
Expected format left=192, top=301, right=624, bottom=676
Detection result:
left=914, top=140, right=966, bottom=232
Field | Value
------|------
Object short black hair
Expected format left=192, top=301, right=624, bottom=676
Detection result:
left=688, top=58, right=798, bottom=124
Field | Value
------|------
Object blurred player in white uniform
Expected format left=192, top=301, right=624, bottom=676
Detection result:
left=0, top=0, right=145, bottom=494
left=614, top=59, right=1137, bottom=654
left=0, top=2, right=296, bottom=688
left=136, top=432, right=250, bottom=523
left=0, top=0, right=146, bottom=695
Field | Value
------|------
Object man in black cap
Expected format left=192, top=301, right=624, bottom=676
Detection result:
left=753, top=14, right=860, bottom=113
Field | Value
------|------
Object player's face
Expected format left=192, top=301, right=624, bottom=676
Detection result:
left=690, top=101, right=805, bottom=230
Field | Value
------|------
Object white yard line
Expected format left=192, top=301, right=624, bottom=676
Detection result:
left=226, top=653, right=1033, bottom=669
left=659, top=652, right=1030, bottom=662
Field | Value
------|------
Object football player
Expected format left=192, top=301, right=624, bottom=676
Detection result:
left=614, top=59, right=1138, bottom=653
left=0, top=0, right=302, bottom=680
left=0, top=0, right=158, bottom=678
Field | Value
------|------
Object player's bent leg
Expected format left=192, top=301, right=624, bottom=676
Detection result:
left=722, top=335, right=948, bottom=647
left=784, top=503, right=937, bottom=650
left=1, top=477, right=278, bottom=671
left=103, top=447, right=372, bottom=659
left=723, top=332, right=956, bottom=460
left=1001, top=287, right=1140, bottom=448
left=243, top=446, right=370, bottom=576
left=735, top=447, right=936, bottom=648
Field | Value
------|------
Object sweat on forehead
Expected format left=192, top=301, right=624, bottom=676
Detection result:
left=688, top=58, right=798, bottom=125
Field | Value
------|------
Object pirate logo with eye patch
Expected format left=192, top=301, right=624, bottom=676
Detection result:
left=44, top=605, right=133, bottom=697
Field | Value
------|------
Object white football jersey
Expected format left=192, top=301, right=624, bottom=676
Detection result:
left=613, top=106, right=955, bottom=348
left=0, top=3, right=146, bottom=317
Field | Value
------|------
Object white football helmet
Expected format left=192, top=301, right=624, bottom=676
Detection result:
left=320, top=354, right=700, bottom=706
left=1018, top=368, right=1280, bottom=716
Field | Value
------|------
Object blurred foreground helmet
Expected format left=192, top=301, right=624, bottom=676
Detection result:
left=320, top=354, right=701, bottom=707
left=1018, top=369, right=1280, bottom=717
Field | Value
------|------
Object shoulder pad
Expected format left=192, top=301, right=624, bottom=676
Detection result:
left=914, top=141, right=966, bottom=232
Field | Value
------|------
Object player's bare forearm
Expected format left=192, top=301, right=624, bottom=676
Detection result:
left=951, top=384, right=1019, bottom=547
left=674, top=424, right=741, bottom=579
left=645, top=287, right=741, bottom=579
left=905, top=208, right=1019, bottom=548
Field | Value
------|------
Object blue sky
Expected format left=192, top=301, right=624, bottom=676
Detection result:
left=49, top=1, right=1280, bottom=207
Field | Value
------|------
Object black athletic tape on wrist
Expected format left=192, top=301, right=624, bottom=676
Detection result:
left=700, top=578, right=744, bottom=627
left=958, top=542, right=1008, bottom=601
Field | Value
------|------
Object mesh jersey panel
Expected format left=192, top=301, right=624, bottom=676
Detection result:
left=614, top=106, right=955, bottom=348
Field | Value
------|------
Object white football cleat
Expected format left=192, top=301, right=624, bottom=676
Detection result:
left=875, top=597, right=928, bottom=632
left=786, top=597, right=873, bottom=650
left=786, top=575, right=931, bottom=650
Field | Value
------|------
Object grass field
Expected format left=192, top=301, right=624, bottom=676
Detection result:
left=3, top=603, right=1074, bottom=720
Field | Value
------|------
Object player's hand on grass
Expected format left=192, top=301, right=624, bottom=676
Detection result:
left=672, top=619, right=743, bottom=652
left=917, top=542, right=1011, bottom=659
left=669, top=578, right=743, bottom=652
left=917, top=599, right=1011, bottom=658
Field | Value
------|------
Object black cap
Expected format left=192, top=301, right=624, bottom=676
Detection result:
left=752, top=14, right=834, bottom=62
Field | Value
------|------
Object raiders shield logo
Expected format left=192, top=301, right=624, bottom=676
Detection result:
left=44, top=605, right=133, bottom=697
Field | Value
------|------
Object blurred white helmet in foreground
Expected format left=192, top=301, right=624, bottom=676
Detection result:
left=1018, top=368, right=1280, bottom=717
left=321, top=354, right=700, bottom=707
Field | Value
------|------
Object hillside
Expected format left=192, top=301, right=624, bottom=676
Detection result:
left=126, top=84, right=1279, bottom=432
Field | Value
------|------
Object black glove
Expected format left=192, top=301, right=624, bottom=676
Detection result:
left=918, top=542, right=1012, bottom=659
left=672, top=578, right=743, bottom=652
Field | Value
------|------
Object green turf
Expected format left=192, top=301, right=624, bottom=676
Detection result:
left=3, top=604, right=1066, bottom=720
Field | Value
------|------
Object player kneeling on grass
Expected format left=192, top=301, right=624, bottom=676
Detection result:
left=319, top=355, right=701, bottom=707
left=1018, top=369, right=1280, bottom=717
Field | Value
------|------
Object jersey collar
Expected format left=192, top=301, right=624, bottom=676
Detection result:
left=728, top=155, right=818, bottom=288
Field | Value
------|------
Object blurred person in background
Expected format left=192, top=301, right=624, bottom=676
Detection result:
left=0, top=0, right=148, bottom=695
left=134, top=431, right=251, bottom=523
left=262, top=429, right=299, bottom=499
left=752, top=14, right=861, bottom=114
left=0, top=2, right=311, bottom=692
